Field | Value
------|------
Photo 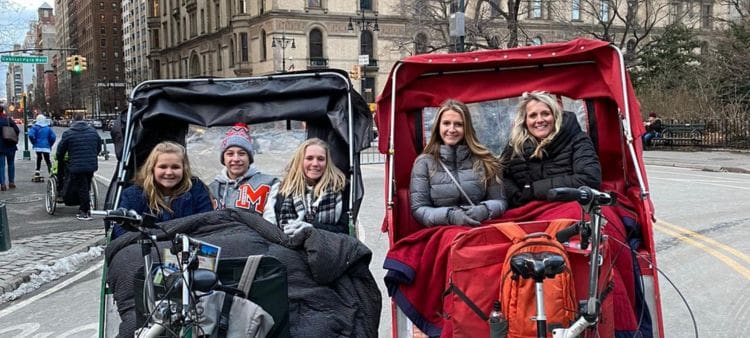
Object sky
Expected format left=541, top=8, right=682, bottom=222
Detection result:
left=0, top=0, right=51, bottom=98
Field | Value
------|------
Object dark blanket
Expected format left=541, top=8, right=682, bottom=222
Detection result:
left=384, top=201, right=640, bottom=337
left=106, top=209, right=381, bottom=338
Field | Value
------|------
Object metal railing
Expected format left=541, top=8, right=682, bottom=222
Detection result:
left=360, top=140, right=385, bottom=164
left=655, top=119, right=750, bottom=149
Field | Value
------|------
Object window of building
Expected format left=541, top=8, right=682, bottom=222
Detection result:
left=360, top=30, right=373, bottom=61
left=229, top=39, right=235, bottom=66
left=308, top=0, right=321, bottom=8
left=600, top=0, right=609, bottom=21
left=215, top=3, right=220, bottom=30
left=415, top=33, right=428, bottom=54
left=217, top=47, right=223, bottom=71
left=101, top=39, right=106, bottom=47
left=201, top=10, right=205, bottom=34
left=261, top=30, right=267, bottom=61
left=260, top=0, right=265, bottom=14
left=101, top=14, right=106, bottom=23
left=238, top=0, right=246, bottom=14
left=101, top=27, right=106, bottom=34
left=489, top=0, right=500, bottom=17
left=240, top=32, right=248, bottom=62
left=531, top=0, right=542, bottom=19
left=114, top=15, right=118, bottom=24
left=100, top=1, right=104, bottom=9
left=701, top=4, right=712, bottom=29
left=360, top=0, right=372, bottom=10
left=309, top=28, right=323, bottom=59
left=572, top=0, right=581, bottom=21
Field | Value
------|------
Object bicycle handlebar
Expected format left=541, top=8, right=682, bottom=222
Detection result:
left=547, top=186, right=616, bottom=207
left=91, top=208, right=158, bottom=231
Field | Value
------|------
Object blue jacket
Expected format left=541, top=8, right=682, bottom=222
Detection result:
left=112, top=177, right=214, bottom=239
left=0, top=115, right=19, bottom=152
left=56, top=121, right=101, bottom=173
left=28, top=124, right=57, bottom=152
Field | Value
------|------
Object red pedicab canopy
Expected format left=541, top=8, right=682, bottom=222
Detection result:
left=375, top=38, right=652, bottom=243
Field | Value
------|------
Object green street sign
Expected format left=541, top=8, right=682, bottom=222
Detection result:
left=0, top=55, right=48, bottom=64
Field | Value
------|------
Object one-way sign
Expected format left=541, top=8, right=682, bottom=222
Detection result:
left=1, top=55, right=48, bottom=64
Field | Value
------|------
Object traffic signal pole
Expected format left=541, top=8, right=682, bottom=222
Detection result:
left=21, top=94, right=30, bottom=160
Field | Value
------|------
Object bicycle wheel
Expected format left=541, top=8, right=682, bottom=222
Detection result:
left=45, top=176, right=57, bottom=215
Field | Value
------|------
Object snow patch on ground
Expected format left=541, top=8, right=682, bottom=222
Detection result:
left=0, top=246, right=104, bottom=303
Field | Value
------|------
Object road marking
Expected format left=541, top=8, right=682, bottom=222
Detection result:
left=657, top=220, right=750, bottom=265
left=655, top=221, right=750, bottom=280
left=649, top=177, right=750, bottom=191
left=0, top=261, right=103, bottom=320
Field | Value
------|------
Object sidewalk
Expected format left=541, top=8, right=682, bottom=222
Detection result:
left=0, top=153, right=106, bottom=300
left=0, top=149, right=748, bottom=302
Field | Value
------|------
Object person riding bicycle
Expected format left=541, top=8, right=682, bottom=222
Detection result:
left=56, top=113, right=102, bottom=220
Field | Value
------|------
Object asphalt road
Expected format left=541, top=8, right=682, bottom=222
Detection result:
left=2, top=128, right=749, bottom=337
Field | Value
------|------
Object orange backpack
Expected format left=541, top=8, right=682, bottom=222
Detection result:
left=442, top=220, right=578, bottom=338
left=497, top=221, right=578, bottom=338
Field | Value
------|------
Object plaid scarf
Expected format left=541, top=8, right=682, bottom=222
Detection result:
left=279, top=186, right=341, bottom=226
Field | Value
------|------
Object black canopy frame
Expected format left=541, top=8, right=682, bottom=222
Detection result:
left=105, top=69, right=374, bottom=229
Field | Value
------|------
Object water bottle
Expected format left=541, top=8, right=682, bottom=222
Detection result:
left=488, top=300, right=508, bottom=338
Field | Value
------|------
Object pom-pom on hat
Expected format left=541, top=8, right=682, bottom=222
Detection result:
left=220, top=123, right=254, bottom=164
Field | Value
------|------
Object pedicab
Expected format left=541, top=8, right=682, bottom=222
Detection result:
left=377, top=38, right=664, bottom=337
left=44, top=156, right=99, bottom=215
left=98, top=69, right=377, bottom=337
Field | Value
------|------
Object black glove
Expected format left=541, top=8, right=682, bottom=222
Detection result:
left=519, top=184, right=534, bottom=203
left=448, top=208, right=481, bottom=227
left=464, top=204, right=490, bottom=223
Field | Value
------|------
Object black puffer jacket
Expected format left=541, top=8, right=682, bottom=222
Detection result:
left=56, top=121, right=101, bottom=173
left=106, top=209, right=381, bottom=338
left=501, top=111, right=601, bottom=208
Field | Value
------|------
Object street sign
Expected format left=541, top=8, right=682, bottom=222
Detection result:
left=0, top=55, right=48, bottom=64
left=358, top=54, right=369, bottom=66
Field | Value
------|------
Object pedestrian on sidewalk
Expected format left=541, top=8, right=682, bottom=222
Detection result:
left=28, top=114, right=57, bottom=176
left=56, top=113, right=101, bottom=220
left=0, top=105, right=19, bottom=191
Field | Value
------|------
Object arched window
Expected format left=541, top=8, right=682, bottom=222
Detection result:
left=415, top=33, right=428, bottom=54
left=261, top=30, right=267, bottom=61
left=190, top=52, right=200, bottom=77
left=309, top=28, right=323, bottom=59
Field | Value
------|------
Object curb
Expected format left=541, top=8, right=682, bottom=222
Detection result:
left=0, top=234, right=107, bottom=296
left=646, top=161, right=750, bottom=174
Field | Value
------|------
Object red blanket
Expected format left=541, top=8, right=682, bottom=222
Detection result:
left=384, top=201, right=640, bottom=337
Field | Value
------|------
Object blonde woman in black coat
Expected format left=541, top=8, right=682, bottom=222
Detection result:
left=501, top=91, right=602, bottom=208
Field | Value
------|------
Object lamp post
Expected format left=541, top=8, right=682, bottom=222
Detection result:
left=348, top=11, right=379, bottom=102
left=272, top=22, right=295, bottom=73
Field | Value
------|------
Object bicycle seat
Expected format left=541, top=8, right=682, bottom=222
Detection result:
left=510, top=252, right=566, bottom=282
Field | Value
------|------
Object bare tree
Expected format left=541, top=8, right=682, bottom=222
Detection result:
left=548, top=0, right=672, bottom=64
left=390, top=0, right=530, bottom=56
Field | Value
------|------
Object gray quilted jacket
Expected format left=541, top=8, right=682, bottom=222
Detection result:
left=410, top=144, right=507, bottom=227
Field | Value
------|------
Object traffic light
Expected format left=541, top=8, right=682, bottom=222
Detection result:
left=65, top=56, right=73, bottom=71
left=72, top=55, right=81, bottom=73
left=349, top=64, right=361, bottom=80
left=79, top=56, right=87, bottom=71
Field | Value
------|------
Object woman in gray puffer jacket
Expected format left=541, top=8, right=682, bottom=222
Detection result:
left=410, top=99, right=507, bottom=227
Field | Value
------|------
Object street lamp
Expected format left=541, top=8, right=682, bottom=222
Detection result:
left=347, top=11, right=379, bottom=32
left=348, top=11, right=379, bottom=103
left=272, top=22, right=295, bottom=73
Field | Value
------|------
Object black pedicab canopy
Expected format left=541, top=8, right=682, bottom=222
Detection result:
left=107, top=69, right=373, bottom=221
